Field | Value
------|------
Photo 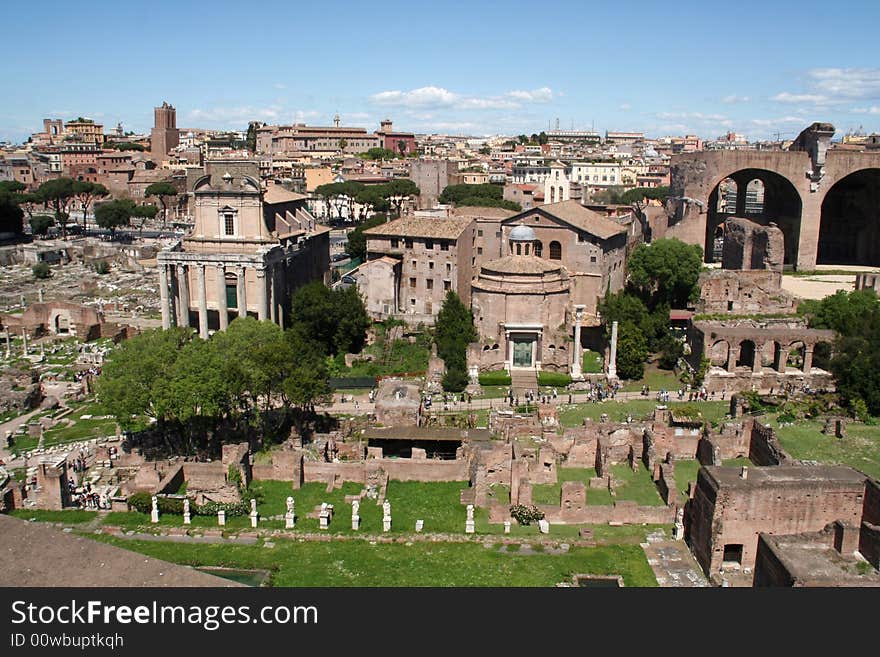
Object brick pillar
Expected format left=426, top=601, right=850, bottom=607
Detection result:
left=727, top=345, right=739, bottom=373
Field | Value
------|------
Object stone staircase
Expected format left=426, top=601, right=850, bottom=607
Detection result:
left=510, top=369, right=538, bottom=401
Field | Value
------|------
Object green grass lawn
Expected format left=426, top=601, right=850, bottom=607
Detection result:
left=87, top=534, right=658, bottom=586
left=672, top=459, right=701, bottom=500
left=532, top=467, right=613, bottom=506
left=609, top=463, right=664, bottom=506
left=335, top=328, right=431, bottom=378
left=582, top=349, right=604, bottom=374
left=9, top=509, right=98, bottom=524
left=558, top=400, right=729, bottom=428
left=619, top=366, right=682, bottom=392
left=772, top=416, right=880, bottom=480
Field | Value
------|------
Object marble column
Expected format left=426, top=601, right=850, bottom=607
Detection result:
left=505, top=330, right=512, bottom=372
left=256, top=268, right=268, bottom=321
left=158, top=264, right=171, bottom=330
left=774, top=343, right=786, bottom=373
left=269, top=266, right=277, bottom=323
left=607, top=320, right=618, bottom=379
left=571, top=305, right=584, bottom=379
left=176, top=264, right=190, bottom=327
left=237, top=267, right=247, bottom=318
left=22, top=329, right=28, bottom=356
left=196, top=263, right=209, bottom=339
left=215, top=263, right=228, bottom=330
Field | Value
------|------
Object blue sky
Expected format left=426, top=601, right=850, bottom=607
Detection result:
left=3, top=0, right=880, bottom=142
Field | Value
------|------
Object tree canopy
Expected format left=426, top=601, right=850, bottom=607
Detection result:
left=801, top=289, right=880, bottom=416
left=626, top=238, right=703, bottom=308
left=289, top=281, right=370, bottom=356
left=345, top=213, right=387, bottom=260
left=438, top=183, right=520, bottom=211
left=435, top=291, right=477, bottom=392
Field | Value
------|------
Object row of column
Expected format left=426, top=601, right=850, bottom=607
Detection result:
left=724, top=343, right=814, bottom=374
left=159, top=262, right=271, bottom=338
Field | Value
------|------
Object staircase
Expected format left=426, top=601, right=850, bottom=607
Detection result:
left=510, top=369, right=538, bottom=402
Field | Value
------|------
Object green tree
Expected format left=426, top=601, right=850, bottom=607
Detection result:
left=145, top=181, right=178, bottom=226
left=35, top=178, right=77, bottom=237
left=381, top=179, right=419, bottom=218
left=29, top=214, right=55, bottom=236
left=97, top=327, right=195, bottom=426
left=398, top=139, right=408, bottom=157
left=626, top=238, right=703, bottom=308
left=478, top=146, right=491, bottom=155
left=620, top=186, right=670, bottom=205
left=289, top=282, right=369, bottom=356
left=94, top=199, right=134, bottom=236
left=72, top=181, right=109, bottom=227
left=0, top=194, right=25, bottom=236
left=339, top=138, right=348, bottom=152
left=32, top=262, right=51, bottom=279
left=246, top=121, right=260, bottom=152
left=345, top=213, right=387, bottom=260
left=435, top=292, right=477, bottom=391
left=615, top=321, right=648, bottom=380
left=281, top=330, right=332, bottom=410
left=362, top=147, right=399, bottom=160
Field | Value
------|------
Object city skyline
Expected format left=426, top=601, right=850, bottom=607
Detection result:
left=3, top=0, right=880, bottom=142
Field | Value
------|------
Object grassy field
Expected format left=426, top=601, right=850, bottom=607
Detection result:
left=9, top=509, right=98, bottom=524
left=558, top=400, right=729, bottom=428
left=582, top=349, right=604, bottom=374
left=609, top=463, right=665, bottom=506
left=672, top=460, right=701, bottom=500
left=772, top=417, right=880, bottom=480
left=619, top=366, right=682, bottom=393
left=87, top=534, right=658, bottom=587
left=532, top=467, right=613, bottom=506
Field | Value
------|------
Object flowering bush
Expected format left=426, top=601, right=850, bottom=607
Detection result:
left=509, top=504, right=545, bottom=526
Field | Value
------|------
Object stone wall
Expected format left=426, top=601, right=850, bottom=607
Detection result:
left=748, top=420, right=789, bottom=466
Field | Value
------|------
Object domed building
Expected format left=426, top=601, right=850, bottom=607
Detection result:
left=471, top=226, right=571, bottom=371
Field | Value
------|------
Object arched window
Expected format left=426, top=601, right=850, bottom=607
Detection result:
left=550, top=187, right=556, bottom=203
left=534, top=240, right=543, bottom=257
left=549, top=241, right=562, bottom=260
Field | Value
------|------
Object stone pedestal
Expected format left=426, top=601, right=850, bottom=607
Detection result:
left=415, top=519, right=424, bottom=532
left=383, top=517, right=391, bottom=532
left=352, top=515, right=360, bottom=531
left=218, top=510, right=226, bottom=526
left=503, top=521, right=511, bottom=534
left=285, top=496, right=295, bottom=528
left=465, top=504, right=475, bottom=534
left=538, top=519, right=550, bottom=534
left=183, top=499, right=191, bottom=526
left=150, top=495, right=159, bottom=524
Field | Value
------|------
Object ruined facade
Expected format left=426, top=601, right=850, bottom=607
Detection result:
left=156, top=162, right=330, bottom=336
left=663, top=122, right=880, bottom=269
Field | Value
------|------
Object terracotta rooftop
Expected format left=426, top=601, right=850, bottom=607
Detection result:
left=480, top=254, right=564, bottom=275
left=451, top=206, right=518, bottom=220
left=263, top=183, right=307, bottom=204
left=0, top=515, right=243, bottom=587
left=536, top=200, right=627, bottom=240
left=365, top=216, right=473, bottom=240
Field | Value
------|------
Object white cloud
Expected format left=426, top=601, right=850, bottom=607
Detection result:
left=188, top=106, right=283, bottom=123
left=656, top=111, right=728, bottom=122
left=749, top=116, right=805, bottom=127
left=619, top=103, right=631, bottom=111
left=808, top=68, right=880, bottom=99
left=721, top=95, right=750, bottom=104
left=771, top=92, right=830, bottom=104
left=851, top=106, right=880, bottom=115
left=369, top=86, right=554, bottom=111
left=505, top=87, right=553, bottom=103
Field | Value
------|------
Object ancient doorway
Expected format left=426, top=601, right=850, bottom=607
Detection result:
left=512, top=339, right=534, bottom=368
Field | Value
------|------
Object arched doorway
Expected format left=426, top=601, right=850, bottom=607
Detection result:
left=709, top=340, right=730, bottom=368
left=737, top=340, right=756, bottom=369
left=705, top=169, right=802, bottom=265
left=818, top=169, right=880, bottom=266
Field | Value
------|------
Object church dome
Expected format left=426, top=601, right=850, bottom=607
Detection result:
left=509, top=225, right=536, bottom=242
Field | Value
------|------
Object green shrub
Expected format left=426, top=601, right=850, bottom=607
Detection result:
left=32, top=262, right=51, bottom=279
left=94, top=260, right=110, bottom=275
left=126, top=492, right=248, bottom=517
left=537, top=371, right=571, bottom=387
left=509, top=504, right=545, bottom=526
left=478, top=370, right=511, bottom=386
left=442, top=366, right=469, bottom=393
